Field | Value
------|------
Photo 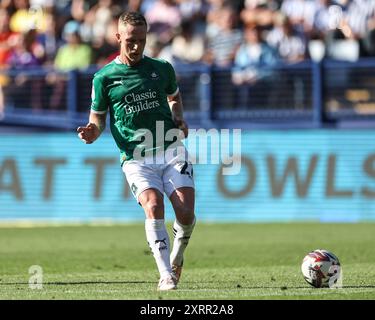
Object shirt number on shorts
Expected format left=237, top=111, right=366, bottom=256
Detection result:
left=179, top=161, right=193, bottom=178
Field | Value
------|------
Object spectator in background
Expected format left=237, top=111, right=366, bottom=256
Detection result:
left=9, top=0, right=48, bottom=33
left=312, top=0, right=333, bottom=36
left=126, top=0, right=143, bottom=12
left=0, top=8, right=13, bottom=67
left=240, top=0, right=278, bottom=30
left=145, top=0, right=182, bottom=44
left=232, top=26, right=279, bottom=108
left=267, top=13, right=306, bottom=63
left=346, top=0, right=375, bottom=39
left=7, top=30, right=43, bottom=68
left=48, top=20, right=92, bottom=109
left=9, top=0, right=31, bottom=32
left=137, top=0, right=156, bottom=14
left=52, top=0, right=71, bottom=18
left=176, top=0, right=208, bottom=21
left=311, top=0, right=351, bottom=39
left=79, top=0, right=122, bottom=44
left=143, top=32, right=165, bottom=58
left=176, top=0, right=209, bottom=34
left=0, top=7, right=12, bottom=110
left=363, top=14, right=375, bottom=56
left=6, top=30, right=44, bottom=110
left=280, top=0, right=316, bottom=35
left=92, top=16, right=120, bottom=66
left=232, top=26, right=278, bottom=84
left=54, top=20, right=92, bottom=71
left=37, top=12, right=60, bottom=65
left=318, top=1, right=362, bottom=61
left=1, top=0, right=375, bottom=118
left=29, top=0, right=54, bottom=12
left=0, top=0, right=14, bottom=14
left=70, top=0, right=89, bottom=23
left=52, top=0, right=77, bottom=43
left=205, top=0, right=229, bottom=39
left=3, top=2, right=60, bottom=112
left=163, top=19, right=205, bottom=66
left=204, top=5, right=243, bottom=67
left=0, top=4, right=10, bottom=114
left=267, top=13, right=307, bottom=109
left=156, top=17, right=206, bottom=112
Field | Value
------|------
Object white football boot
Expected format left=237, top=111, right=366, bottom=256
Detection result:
left=157, top=274, right=177, bottom=291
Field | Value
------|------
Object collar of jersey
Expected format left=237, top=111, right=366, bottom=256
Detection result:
left=114, top=55, right=145, bottom=66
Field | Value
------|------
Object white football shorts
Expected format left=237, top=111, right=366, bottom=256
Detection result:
left=122, top=147, right=195, bottom=202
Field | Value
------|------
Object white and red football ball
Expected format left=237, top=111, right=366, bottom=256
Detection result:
left=301, top=249, right=341, bottom=288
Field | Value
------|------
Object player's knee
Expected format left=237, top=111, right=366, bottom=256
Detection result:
left=174, top=205, right=195, bottom=223
left=144, top=201, right=164, bottom=218
left=176, top=204, right=194, bottom=216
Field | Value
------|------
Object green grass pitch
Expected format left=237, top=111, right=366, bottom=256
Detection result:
left=0, top=223, right=374, bottom=300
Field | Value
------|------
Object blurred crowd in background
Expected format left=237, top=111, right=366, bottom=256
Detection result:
left=1, top=0, right=375, bottom=70
left=1, top=0, right=375, bottom=116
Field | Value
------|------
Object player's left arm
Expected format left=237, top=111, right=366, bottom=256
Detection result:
left=168, top=91, right=188, bottom=138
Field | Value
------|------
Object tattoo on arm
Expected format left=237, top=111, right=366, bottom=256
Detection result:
left=89, top=112, right=107, bottom=133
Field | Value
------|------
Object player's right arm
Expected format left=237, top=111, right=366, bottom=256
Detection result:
left=77, top=112, right=106, bottom=144
left=77, top=73, right=108, bottom=144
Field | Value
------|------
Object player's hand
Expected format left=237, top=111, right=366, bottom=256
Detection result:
left=76, top=123, right=101, bottom=144
left=173, top=117, right=189, bottom=139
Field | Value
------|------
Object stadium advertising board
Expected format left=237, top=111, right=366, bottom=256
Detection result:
left=0, top=130, right=374, bottom=222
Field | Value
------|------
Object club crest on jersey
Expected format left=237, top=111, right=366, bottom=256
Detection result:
left=150, top=72, right=159, bottom=80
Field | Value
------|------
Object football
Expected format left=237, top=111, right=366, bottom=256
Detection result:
left=301, top=249, right=341, bottom=288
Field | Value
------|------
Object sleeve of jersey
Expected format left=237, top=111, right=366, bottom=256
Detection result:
left=90, top=75, right=108, bottom=114
left=164, top=61, right=179, bottom=97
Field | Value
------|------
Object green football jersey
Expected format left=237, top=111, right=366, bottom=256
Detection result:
left=90, top=56, right=179, bottom=163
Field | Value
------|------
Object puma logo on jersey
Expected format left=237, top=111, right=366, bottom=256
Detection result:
left=113, top=80, right=124, bottom=85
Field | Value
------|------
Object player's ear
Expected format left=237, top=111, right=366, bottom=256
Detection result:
left=116, top=33, right=121, bottom=43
